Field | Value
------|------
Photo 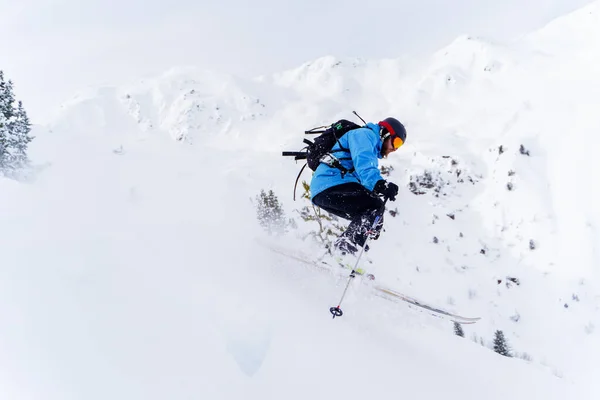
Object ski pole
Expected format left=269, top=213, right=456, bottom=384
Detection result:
left=330, top=199, right=387, bottom=319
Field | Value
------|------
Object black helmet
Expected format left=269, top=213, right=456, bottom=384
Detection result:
left=378, top=117, right=407, bottom=144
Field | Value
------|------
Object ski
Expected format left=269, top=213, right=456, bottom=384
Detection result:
left=259, top=239, right=376, bottom=279
left=319, top=258, right=376, bottom=280
left=373, top=286, right=481, bottom=324
left=259, top=239, right=481, bottom=324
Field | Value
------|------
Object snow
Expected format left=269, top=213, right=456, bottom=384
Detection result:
left=2, top=2, right=600, bottom=399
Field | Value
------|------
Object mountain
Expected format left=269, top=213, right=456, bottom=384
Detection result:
left=2, top=3, right=599, bottom=399
left=525, top=0, right=600, bottom=56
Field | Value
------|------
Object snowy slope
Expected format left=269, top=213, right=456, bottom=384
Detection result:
left=2, top=2, right=600, bottom=399
left=0, top=132, right=581, bottom=400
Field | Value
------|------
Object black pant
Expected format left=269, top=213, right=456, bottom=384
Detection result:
left=312, top=183, right=385, bottom=248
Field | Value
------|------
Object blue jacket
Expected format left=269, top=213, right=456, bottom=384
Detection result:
left=310, top=122, right=384, bottom=199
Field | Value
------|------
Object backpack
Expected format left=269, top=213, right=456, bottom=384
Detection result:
left=282, top=114, right=365, bottom=200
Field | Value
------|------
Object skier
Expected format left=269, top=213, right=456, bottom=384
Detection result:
left=310, top=117, right=406, bottom=264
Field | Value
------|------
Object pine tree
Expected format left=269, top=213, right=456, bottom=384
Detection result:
left=493, top=330, right=512, bottom=357
left=0, top=71, right=16, bottom=119
left=0, top=111, right=7, bottom=170
left=454, top=322, right=464, bottom=337
left=0, top=70, right=34, bottom=174
left=255, top=189, right=287, bottom=235
left=0, top=71, right=10, bottom=170
left=8, top=100, right=33, bottom=169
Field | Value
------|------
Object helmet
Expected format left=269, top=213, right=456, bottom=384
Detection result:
left=378, top=117, right=406, bottom=148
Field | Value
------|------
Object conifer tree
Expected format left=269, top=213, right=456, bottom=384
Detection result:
left=0, top=111, right=7, bottom=170
left=0, top=70, right=34, bottom=174
left=256, top=189, right=287, bottom=235
left=493, top=330, right=512, bottom=357
left=0, top=71, right=11, bottom=170
left=9, top=100, right=33, bottom=169
left=453, top=322, right=464, bottom=337
left=0, top=71, right=16, bottom=119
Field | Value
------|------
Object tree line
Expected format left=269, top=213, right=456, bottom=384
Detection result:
left=0, top=70, right=33, bottom=176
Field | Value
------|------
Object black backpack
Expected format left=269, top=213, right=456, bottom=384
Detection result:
left=282, top=113, right=365, bottom=199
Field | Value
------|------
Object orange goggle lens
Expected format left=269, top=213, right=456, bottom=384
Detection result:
left=392, top=136, right=404, bottom=149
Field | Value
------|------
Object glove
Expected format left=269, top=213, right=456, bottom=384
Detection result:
left=374, top=180, right=399, bottom=201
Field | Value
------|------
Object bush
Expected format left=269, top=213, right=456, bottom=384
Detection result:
left=519, top=145, right=530, bottom=156
left=380, top=165, right=394, bottom=177
left=296, top=181, right=345, bottom=250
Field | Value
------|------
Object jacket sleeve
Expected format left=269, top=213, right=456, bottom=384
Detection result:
left=346, top=129, right=383, bottom=191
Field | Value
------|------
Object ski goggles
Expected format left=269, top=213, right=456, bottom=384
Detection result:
left=392, top=136, right=404, bottom=149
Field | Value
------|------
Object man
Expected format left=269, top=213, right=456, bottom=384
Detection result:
left=310, top=117, right=406, bottom=259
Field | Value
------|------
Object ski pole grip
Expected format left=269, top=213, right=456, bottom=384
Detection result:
left=282, top=151, right=308, bottom=160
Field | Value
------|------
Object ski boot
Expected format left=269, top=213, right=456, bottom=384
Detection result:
left=324, top=237, right=374, bottom=279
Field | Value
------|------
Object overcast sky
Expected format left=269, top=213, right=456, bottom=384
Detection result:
left=0, top=0, right=594, bottom=122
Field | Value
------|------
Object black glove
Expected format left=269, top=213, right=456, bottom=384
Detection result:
left=374, top=180, right=399, bottom=201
